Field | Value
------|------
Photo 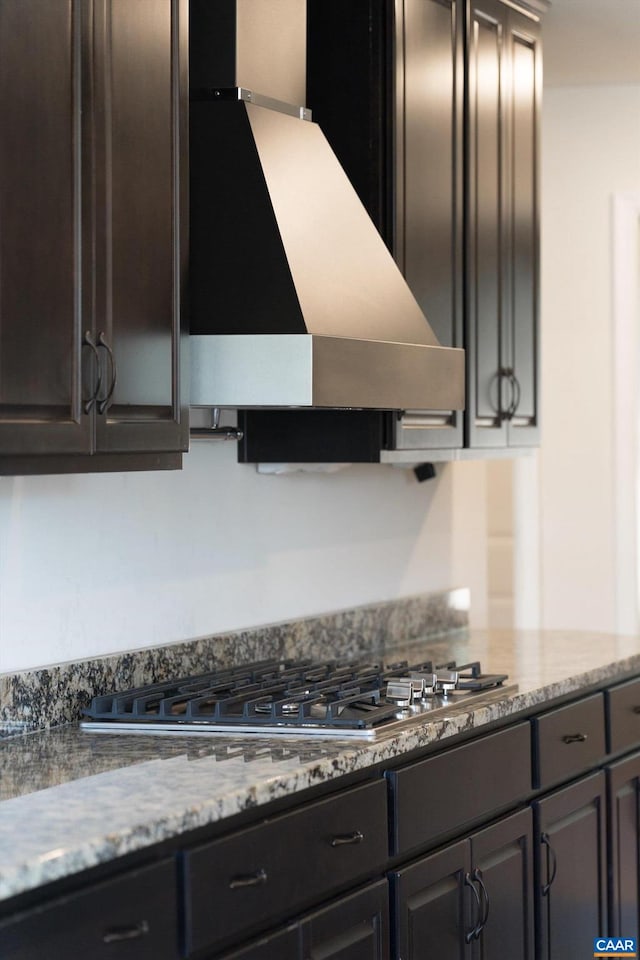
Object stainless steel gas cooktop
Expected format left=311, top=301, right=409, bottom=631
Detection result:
left=81, top=657, right=516, bottom=740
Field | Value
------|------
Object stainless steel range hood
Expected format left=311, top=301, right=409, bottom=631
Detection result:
left=189, top=0, right=464, bottom=412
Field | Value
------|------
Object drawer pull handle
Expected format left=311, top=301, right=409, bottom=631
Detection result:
left=562, top=733, right=588, bottom=744
left=464, top=872, right=482, bottom=943
left=541, top=833, right=558, bottom=895
left=229, top=868, right=268, bottom=889
left=329, top=830, right=364, bottom=847
left=102, top=920, right=149, bottom=943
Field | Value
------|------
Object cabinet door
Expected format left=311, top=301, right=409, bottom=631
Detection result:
left=391, top=0, right=464, bottom=451
left=467, top=0, right=540, bottom=448
left=534, top=771, right=607, bottom=960
left=0, top=0, right=92, bottom=455
left=469, top=808, right=534, bottom=960
left=608, top=752, right=640, bottom=940
left=302, top=881, right=390, bottom=960
left=504, top=7, right=541, bottom=447
left=91, top=0, right=188, bottom=454
left=466, top=0, right=508, bottom=447
left=390, top=839, right=475, bottom=960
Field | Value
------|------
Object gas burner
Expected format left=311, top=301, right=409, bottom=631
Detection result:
left=81, top=656, right=514, bottom=740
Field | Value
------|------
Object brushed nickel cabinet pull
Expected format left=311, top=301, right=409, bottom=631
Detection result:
left=102, top=920, right=149, bottom=943
left=330, top=830, right=364, bottom=847
left=229, top=868, right=268, bottom=889
left=562, top=733, right=588, bottom=744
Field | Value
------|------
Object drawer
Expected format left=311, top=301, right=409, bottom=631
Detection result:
left=387, top=722, right=531, bottom=855
left=606, top=677, right=640, bottom=754
left=183, top=779, right=388, bottom=956
left=0, top=859, right=178, bottom=960
left=532, top=693, right=606, bottom=789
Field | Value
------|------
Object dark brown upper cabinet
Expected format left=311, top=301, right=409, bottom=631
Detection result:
left=390, top=0, right=465, bottom=452
left=466, top=0, right=542, bottom=448
left=304, top=0, right=545, bottom=459
left=0, top=0, right=188, bottom=472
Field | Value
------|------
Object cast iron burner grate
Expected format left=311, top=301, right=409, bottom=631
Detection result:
left=81, top=657, right=512, bottom=739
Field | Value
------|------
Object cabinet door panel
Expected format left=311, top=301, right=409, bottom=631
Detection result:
left=391, top=840, right=471, bottom=960
left=391, top=0, right=463, bottom=450
left=608, top=752, right=640, bottom=940
left=506, top=16, right=540, bottom=445
left=302, top=881, right=390, bottom=960
left=93, top=0, right=188, bottom=454
left=0, top=0, right=91, bottom=454
left=470, top=808, right=534, bottom=960
left=534, top=771, right=607, bottom=960
left=467, top=0, right=506, bottom=447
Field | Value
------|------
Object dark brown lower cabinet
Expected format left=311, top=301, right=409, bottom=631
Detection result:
left=533, top=771, right=607, bottom=960
left=470, top=809, right=534, bottom=960
left=608, top=751, right=640, bottom=940
left=390, top=808, right=533, bottom=960
left=219, top=881, right=390, bottom=960
left=303, top=881, right=390, bottom=960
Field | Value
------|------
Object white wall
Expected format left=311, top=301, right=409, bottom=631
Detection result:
left=0, top=444, right=488, bottom=672
left=535, top=85, right=640, bottom=632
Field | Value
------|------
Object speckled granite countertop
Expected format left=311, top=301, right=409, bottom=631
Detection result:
left=2, top=627, right=640, bottom=905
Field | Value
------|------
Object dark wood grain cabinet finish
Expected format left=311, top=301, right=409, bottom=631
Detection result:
left=391, top=838, right=473, bottom=960
left=184, top=780, right=388, bottom=956
left=533, top=771, right=608, bottom=960
left=389, top=0, right=464, bottom=451
left=606, top=677, right=640, bottom=754
left=466, top=0, right=541, bottom=448
left=390, top=809, right=534, bottom=960
left=219, top=925, right=300, bottom=960
left=0, top=0, right=90, bottom=456
left=302, top=880, right=390, bottom=960
left=532, top=693, right=606, bottom=789
left=0, top=0, right=188, bottom=471
left=469, top=809, right=534, bottom=960
left=607, top=751, right=640, bottom=941
left=219, top=880, right=390, bottom=960
left=387, top=722, right=531, bottom=855
left=0, top=858, right=179, bottom=960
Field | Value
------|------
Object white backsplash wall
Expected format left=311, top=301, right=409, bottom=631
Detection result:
left=0, top=443, right=488, bottom=672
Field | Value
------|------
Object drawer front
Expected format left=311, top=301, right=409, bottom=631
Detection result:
left=533, top=693, right=606, bottom=789
left=387, top=722, right=531, bottom=855
left=607, top=677, right=640, bottom=754
left=184, top=779, right=388, bottom=956
left=0, top=859, right=178, bottom=960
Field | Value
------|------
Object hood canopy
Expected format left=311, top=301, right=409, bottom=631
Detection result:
left=189, top=1, right=464, bottom=411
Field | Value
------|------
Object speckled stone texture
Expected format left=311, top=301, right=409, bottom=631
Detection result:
left=2, top=626, right=640, bottom=902
left=0, top=588, right=469, bottom=733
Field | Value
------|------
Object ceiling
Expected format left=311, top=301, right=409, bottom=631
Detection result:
left=543, top=0, right=640, bottom=86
